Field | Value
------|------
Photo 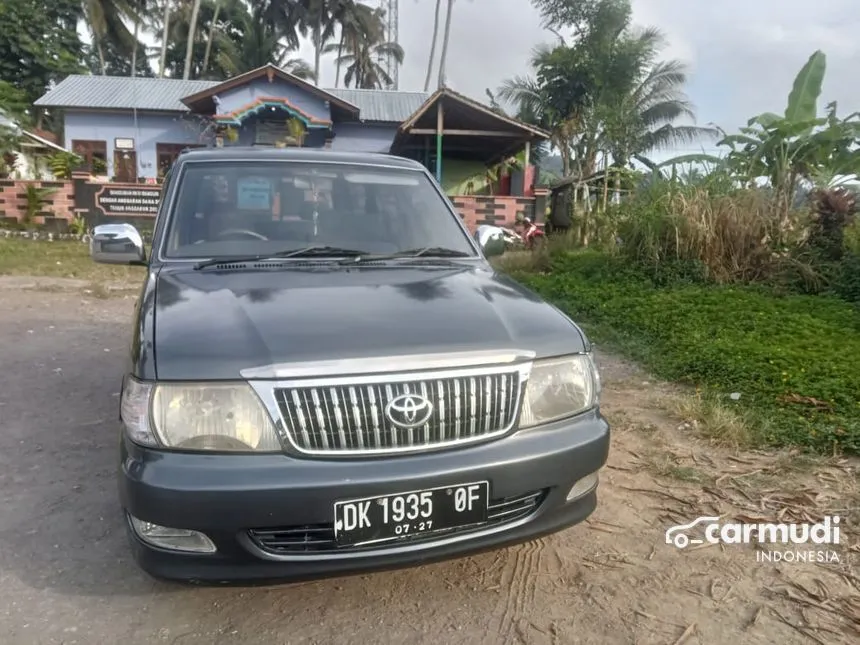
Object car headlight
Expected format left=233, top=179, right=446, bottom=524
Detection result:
left=518, top=353, right=600, bottom=429
left=120, top=377, right=281, bottom=452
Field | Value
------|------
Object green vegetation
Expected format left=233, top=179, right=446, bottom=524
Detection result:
left=494, top=22, right=860, bottom=455
left=498, top=0, right=717, bottom=185
left=0, top=0, right=411, bottom=105
left=0, top=238, right=144, bottom=282
left=0, top=0, right=83, bottom=110
left=22, top=185, right=57, bottom=228
left=512, top=251, right=860, bottom=454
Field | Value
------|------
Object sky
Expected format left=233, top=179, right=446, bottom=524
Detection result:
left=293, top=0, right=860, bottom=161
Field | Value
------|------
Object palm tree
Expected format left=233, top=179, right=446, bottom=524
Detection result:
left=157, top=0, right=171, bottom=77
left=499, top=16, right=714, bottom=180
left=217, top=4, right=315, bottom=79
left=158, top=0, right=248, bottom=79
left=129, top=0, right=151, bottom=78
left=497, top=44, right=589, bottom=177
left=331, top=1, right=376, bottom=88
left=304, top=0, right=332, bottom=83
left=325, top=32, right=404, bottom=88
left=82, top=0, right=140, bottom=75
left=602, top=59, right=719, bottom=169
left=436, top=0, right=454, bottom=89
left=324, top=6, right=402, bottom=89
left=201, top=0, right=223, bottom=75
left=183, top=0, right=203, bottom=80
left=423, top=0, right=442, bottom=91
left=259, top=0, right=307, bottom=51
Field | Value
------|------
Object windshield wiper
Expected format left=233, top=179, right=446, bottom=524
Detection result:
left=338, top=246, right=474, bottom=265
left=398, top=247, right=474, bottom=258
left=193, top=246, right=367, bottom=270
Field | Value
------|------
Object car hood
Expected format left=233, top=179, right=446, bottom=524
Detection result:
left=149, top=262, right=587, bottom=380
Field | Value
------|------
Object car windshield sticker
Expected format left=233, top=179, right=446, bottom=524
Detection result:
left=237, top=177, right=272, bottom=210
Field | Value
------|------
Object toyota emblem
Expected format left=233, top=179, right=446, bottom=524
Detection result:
left=385, top=393, right=434, bottom=429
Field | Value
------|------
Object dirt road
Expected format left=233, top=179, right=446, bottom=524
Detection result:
left=0, top=278, right=856, bottom=645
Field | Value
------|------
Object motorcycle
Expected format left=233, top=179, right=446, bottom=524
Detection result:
left=500, top=226, right=525, bottom=250
left=518, top=217, right=546, bottom=250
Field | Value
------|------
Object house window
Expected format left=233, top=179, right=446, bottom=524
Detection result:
left=156, top=143, right=204, bottom=179
left=71, top=139, right=107, bottom=175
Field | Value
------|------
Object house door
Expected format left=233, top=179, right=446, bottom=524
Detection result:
left=113, top=150, right=138, bottom=183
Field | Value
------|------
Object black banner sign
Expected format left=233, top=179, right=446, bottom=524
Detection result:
left=94, top=185, right=161, bottom=217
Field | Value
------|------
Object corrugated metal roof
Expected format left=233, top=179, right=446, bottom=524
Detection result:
left=34, top=74, right=430, bottom=124
left=326, top=88, right=430, bottom=122
left=34, top=75, right=220, bottom=111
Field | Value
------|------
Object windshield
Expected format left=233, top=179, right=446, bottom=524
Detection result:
left=160, top=161, right=477, bottom=259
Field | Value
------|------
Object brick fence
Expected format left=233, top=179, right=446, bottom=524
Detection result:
left=0, top=179, right=76, bottom=231
left=451, top=195, right=537, bottom=232
left=0, top=179, right=545, bottom=236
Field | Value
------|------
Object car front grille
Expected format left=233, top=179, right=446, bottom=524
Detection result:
left=273, top=369, right=525, bottom=455
left=247, top=489, right=548, bottom=555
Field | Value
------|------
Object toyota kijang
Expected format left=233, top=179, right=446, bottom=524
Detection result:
left=91, top=147, right=610, bottom=583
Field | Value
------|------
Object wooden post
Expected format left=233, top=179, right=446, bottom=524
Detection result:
left=435, top=101, right=444, bottom=182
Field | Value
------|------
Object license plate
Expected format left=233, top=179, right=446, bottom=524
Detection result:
left=333, top=481, right=490, bottom=547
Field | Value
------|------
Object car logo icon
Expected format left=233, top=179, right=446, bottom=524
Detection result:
left=385, top=393, right=433, bottom=429
left=665, top=516, right=721, bottom=549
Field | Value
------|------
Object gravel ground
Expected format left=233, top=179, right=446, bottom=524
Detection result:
left=0, top=279, right=856, bottom=645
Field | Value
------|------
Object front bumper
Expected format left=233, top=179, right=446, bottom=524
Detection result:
left=119, top=408, right=610, bottom=584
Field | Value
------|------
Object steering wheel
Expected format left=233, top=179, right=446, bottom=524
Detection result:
left=216, top=228, right=269, bottom=241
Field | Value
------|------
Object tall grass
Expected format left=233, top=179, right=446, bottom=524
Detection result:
left=614, top=181, right=807, bottom=284
left=498, top=174, right=857, bottom=305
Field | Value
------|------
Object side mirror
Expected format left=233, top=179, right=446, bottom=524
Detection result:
left=474, top=225, right=506, bottom=258
left=90, top=223, right=146, bottom=265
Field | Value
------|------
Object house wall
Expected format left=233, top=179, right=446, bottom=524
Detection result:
left=10, top=152, right=55, bottom=181
left=63, top=110, right=212, bottom=179
left=330, top=123, right=398, bottom=153
left=215, top=78, right=331, bottom=124
left=441, top=159, right=490, bottom=194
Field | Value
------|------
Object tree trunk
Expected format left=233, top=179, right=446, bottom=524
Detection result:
left=423, top=0, right=442, bottom=91
left=559, top=145, right=570, bottom=177
left=131, top=19, right=140, bottom=78
left=334, top=33, right=344, bottom=87
left=97, top=39, right=106, bottom=75
left=201, top=0, right=222, bottom=76
left=313, top=2, right=323, bottom=83
left=436, top=0, right=454, bottom=89
left=602, top=162, right=610, bottom=212
left=159, top=1, right=171, bottom=78
left=183, top=0, right=203, bottom=81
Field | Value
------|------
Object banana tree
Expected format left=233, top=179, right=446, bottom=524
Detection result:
left=716, top=51, right=860, bottom=220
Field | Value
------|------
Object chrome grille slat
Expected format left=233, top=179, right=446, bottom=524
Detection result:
left=348, top=387, right=363, bottom=450
left=273, top=368, right=525, bottom=456
left=453, top=379, right=462, bottom=440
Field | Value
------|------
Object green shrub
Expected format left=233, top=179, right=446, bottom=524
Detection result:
left=844, top=219, right=860, bottom=254
left=829, top=251, right=860, bottom=304
left=515, top=250, right=860, bottom=454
